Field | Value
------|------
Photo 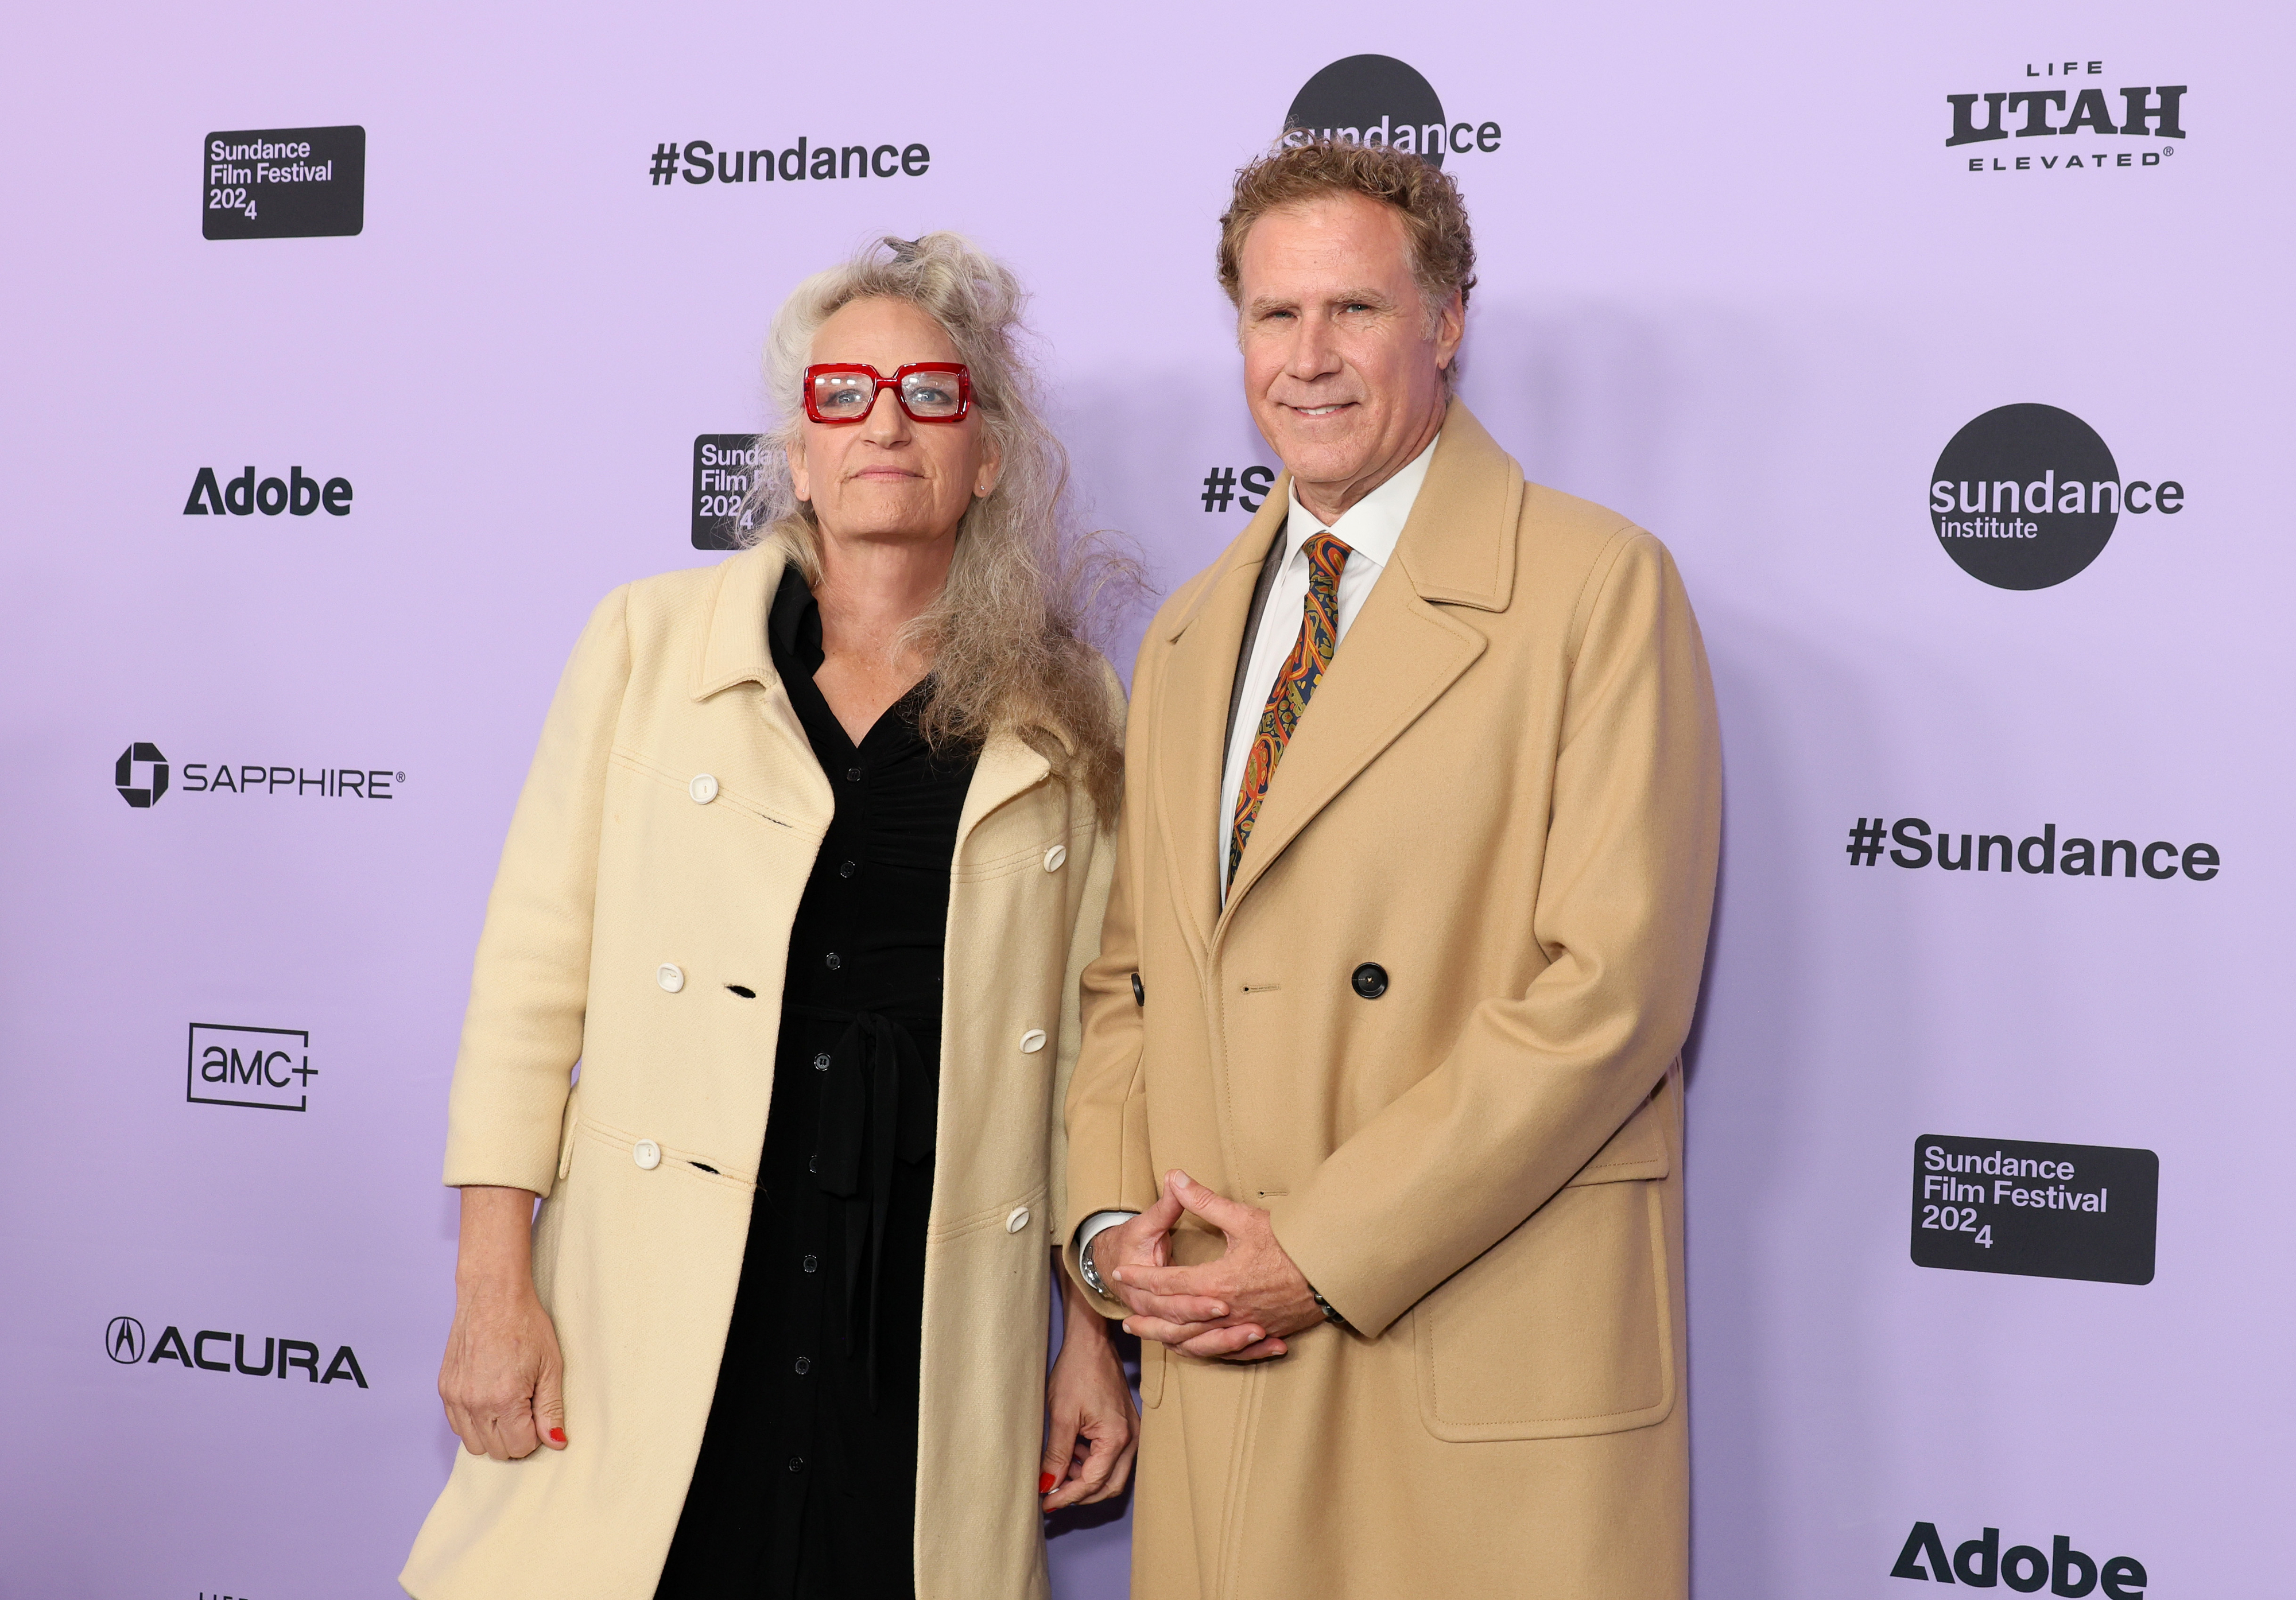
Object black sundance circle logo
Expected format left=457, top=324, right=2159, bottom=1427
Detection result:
left=1286, top=56, right=1447, bottom=168
left=1930, top=403, right=2118, bottom=590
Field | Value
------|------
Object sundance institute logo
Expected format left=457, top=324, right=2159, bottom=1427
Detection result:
left=1282, top=55, right=1503, bottom=168
left=1929, top=403, right=2185, bottom=590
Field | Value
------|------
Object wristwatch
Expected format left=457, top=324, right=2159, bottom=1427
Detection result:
left=1073, top=1211, right=1134, bottom=1300
left=1310, top=1285, right=1352, bottom=1331
left=1077, top=1230, right=1114, bottom=1298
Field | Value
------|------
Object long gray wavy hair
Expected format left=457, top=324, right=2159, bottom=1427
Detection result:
left=739, top=232, right=1138, bottom=823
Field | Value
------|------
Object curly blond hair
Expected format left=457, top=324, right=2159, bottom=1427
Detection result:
left=739, top=233, right=1139, bottom=823
left=1216, top=141, right=1477, bottom=392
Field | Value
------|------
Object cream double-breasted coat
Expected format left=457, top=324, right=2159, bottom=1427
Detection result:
left=1063, top=403, right=1723, bottom=1599
left=400, top=541, right=1116, bottom=1599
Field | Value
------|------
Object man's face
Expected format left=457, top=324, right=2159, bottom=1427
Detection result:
left=1235, top=192, right=1463, bottom=518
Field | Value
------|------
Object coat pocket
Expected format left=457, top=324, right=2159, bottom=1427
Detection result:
left=1412, top=1075, right=1681, bottom=1443
left=1413, top=1176, right=1674, bottom=1442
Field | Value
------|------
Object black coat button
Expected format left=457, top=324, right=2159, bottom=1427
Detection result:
left=1350, top=962, right=1389, bottom=999
left=1131, top=973, right=1145, bottom=1007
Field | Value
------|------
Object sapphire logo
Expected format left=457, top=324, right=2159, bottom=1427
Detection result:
left=115, top=742, right=169, bottom=807
left=106, top=1316, right=148, bottom=1364
left=111, top=739, right=404, bottom=807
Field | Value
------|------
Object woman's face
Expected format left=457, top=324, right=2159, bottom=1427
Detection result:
left=787, top=297, right=998, bottom=548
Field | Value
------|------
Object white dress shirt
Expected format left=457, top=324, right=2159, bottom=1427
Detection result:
left=1071, top=438, right=1442, bottom=1268
left=1216, top=436, right=1438, bottom=899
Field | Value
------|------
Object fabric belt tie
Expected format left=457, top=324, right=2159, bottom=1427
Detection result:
left=787, top=1003, right=937, bottom=1409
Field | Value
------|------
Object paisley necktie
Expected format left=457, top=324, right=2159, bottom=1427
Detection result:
left=1229, top=531, right=1351, bottom=886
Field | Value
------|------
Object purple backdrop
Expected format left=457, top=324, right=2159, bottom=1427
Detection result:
left=4, top=1, right=2288, bottom=1594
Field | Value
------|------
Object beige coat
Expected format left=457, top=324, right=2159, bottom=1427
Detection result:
left=401, top=541, right=1116, bottom=1599
left=1063, top=403, right=1721, bottom=1600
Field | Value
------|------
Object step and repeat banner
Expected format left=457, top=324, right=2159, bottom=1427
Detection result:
left=3, top=1, right=2286, bottom=1595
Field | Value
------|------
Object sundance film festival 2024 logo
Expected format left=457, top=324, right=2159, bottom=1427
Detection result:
left=113, top=742, right=404, bottom=807
left=1282, top=56, right=1502, bottom=166
left=1945, top=60, right=2185, bottom=175
left=1929, top=404, right=2183, bottom=589
left=693, top=435, right=763, bottom=549
left=203, top=125, right=364, bottom=238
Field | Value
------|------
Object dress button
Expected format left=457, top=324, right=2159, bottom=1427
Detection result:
left=802, top=1254, right=819, bottom=1273
left=688, top=774, right=719, bottom=804
left=794, top=1356, right=812, bottom=1374
left=657, top=963, right=685, bottom=993
left=1006, top=1206, right=1031, bottom=1234
left=633, top=1140, right=661, bottom=1170
left=845, top=767, right=863, bottom=782
left=1043, top=844, right=1067, bottom=872
left=813, top=1052, right=832, bottom=1071
left=1351, top=962, right=1390, bottom=999
left=1019, top=1029, right=1047, bottom=1054
left=825, top=952, right=842, bottom=970
left=1131, top=973, right=1145, bottom=1007
left=839, top=860, right=856, bottom=878
left=788, top=1457, right=805, bottom=1473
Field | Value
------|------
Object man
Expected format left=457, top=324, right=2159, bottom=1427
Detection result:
left=1061, top=139, right=1721, bottom=1599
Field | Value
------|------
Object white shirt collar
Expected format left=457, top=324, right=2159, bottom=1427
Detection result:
left=1282, top=433, right=1440, bottom=569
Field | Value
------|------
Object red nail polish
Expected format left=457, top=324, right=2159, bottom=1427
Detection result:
left=1040, top=1471, right=1058, bottom=1494
left=548, top=1428, right=566, bottom=1444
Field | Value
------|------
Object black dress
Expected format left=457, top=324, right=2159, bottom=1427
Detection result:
left=656, top=566, right=977, bottom=1600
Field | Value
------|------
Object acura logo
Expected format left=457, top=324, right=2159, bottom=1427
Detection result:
left=106, top=1316, right=148, bottom=1363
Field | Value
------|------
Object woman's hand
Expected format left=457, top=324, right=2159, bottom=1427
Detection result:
left=1041, top=1255, right=1139, bottom=1511
left=438, top=1185, right=567, bottom=1462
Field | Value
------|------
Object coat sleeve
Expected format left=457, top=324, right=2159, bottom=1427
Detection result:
left=1059, top=653, right=1162, bottom=1316
left=1045, top=664, right=1127, bottom=1264
left=1269, top=531, right=1721, bottom=1339
left=441, top=586, right=632, bottom=1198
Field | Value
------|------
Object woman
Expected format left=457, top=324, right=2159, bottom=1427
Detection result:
left=401, top=234, right=1138, bottom=1600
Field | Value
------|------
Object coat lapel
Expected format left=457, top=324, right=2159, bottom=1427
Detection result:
left=1153, top=498, right=1291, bottom=965
left=688, top=541, right=835, bottom=830
left=1216, top=403, right=1520, bottom=931
left=956, top=729, right=1053, bottom=858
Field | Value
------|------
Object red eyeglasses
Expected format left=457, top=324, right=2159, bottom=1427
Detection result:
left=803, top=362, right=974, bottom=424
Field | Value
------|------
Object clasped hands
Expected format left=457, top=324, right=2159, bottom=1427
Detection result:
left=1089, top=1170, right=1323, bottom=1362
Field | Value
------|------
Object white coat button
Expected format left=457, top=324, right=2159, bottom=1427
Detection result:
left=657, top=963, right=685, bottom=993
left=1019, top=1029, right=1047, bottom=1054
left=633, top=1140, right=661, bottom=1170
left=689, top=774, right=719, bottom=804
left=1006, top=1206, right=1031, bottom=1233
left=1043, top=844, right=1067, bottom=872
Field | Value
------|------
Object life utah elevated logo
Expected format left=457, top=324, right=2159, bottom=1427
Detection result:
left=1944, top=59, right=2185, bottom=176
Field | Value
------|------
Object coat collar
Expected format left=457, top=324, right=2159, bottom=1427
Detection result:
left=690, top=537, right=1053, bottom=852
left=1155, top=399, right=1520, bottom=948
left=693, top=540, right=791, bottom=700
